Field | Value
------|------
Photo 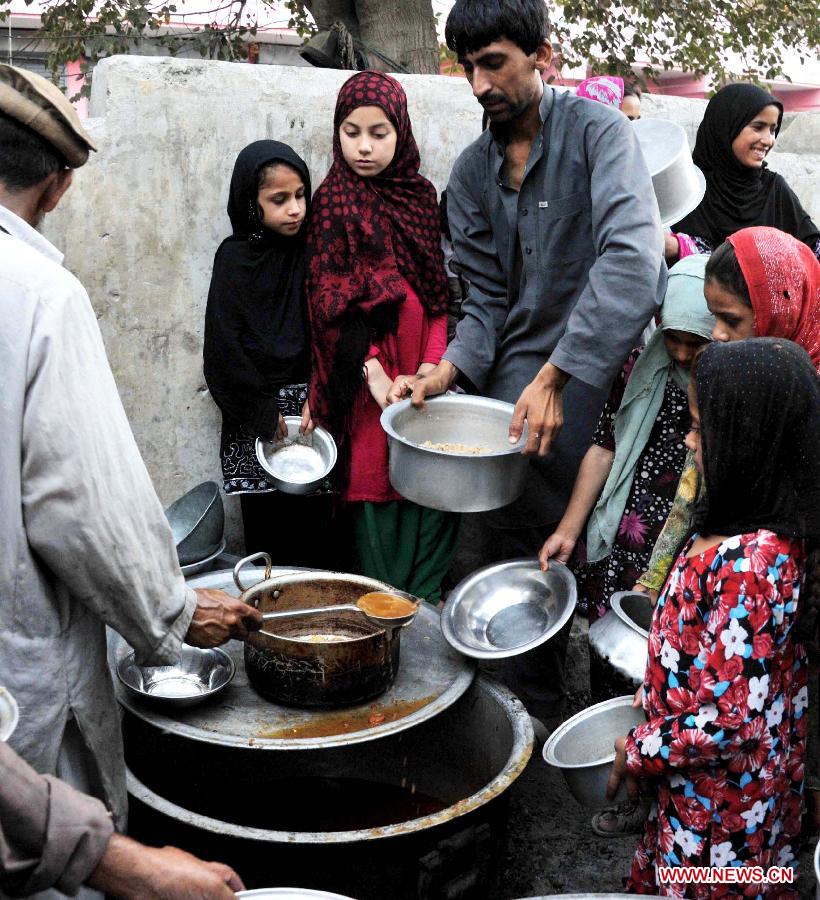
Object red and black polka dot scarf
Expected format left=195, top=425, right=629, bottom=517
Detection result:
left=306, top=70, right=448, bottom=435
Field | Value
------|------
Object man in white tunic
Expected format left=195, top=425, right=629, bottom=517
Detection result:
left=0, top=63, right=262, bottom=892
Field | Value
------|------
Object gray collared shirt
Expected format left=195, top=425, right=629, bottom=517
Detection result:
left=443, top=87, right=666, bottom=524
left=445, top=85, right=665, bottom=398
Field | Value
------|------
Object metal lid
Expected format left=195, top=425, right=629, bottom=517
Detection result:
left=0, top=686, right=19, bottom=741
left=113, top=567, right=475, bottom=749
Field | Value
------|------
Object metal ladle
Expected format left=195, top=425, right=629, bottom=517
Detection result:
left=260, top=596, right=419, bottom=632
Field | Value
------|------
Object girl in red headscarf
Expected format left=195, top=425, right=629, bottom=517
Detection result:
left=305, top=71, right=458, bottom=603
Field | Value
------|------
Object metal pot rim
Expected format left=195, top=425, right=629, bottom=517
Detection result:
left=240, top=567, right=403, bottom=641
left=609, top=591, right=651, bottom=640
left=126, top=677, right=532, bottom=842
left=380, top=395, right=527, bottom=457
left=542, top=694, right=635, bottom=770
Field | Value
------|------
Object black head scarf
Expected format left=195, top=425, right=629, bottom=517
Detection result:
left=674, top=84, right=820, bottom=250
left=695, top=338, right=820, bottom=541
left=204, top=141, right=311, bottom=439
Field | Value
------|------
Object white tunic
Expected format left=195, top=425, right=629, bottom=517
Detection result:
left=0, top=205, right=197, bottom=828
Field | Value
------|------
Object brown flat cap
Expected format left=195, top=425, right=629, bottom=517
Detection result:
left=0, top=63, right=97, bottom=167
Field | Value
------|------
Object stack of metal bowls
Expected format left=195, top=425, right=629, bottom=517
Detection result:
left=164, top=481, right=225, bottom=576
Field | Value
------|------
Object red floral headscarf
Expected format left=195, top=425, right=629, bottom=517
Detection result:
left=307, top=71, right=448, bottom=434
left=727, top=226, right=820, bottom=373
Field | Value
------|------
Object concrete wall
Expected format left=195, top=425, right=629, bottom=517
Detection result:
left=42, top=56, right=820, bottom=550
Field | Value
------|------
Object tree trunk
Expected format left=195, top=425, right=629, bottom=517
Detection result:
left=299, top=0, right=439, bottom=75
left=301, top=0, right=359, bottom=36
left=355, top=0, right=439, bottom=74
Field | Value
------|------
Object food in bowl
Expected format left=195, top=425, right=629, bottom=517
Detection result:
left=421, top=440, right=491, bottom=454
left=291, top=633, right=350, bottom=644
left=268, top=444, right=327, bottom=483
left=356, top=592, right=417, bottom=619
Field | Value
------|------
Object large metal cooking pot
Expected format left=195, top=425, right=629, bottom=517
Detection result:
left=123, top=676, right=532, bottom=899
left=236, top=554, right=406, bottom=707
left=380, top=395, right=528, bottom=513
left=588, top=591, right=652, bottom=695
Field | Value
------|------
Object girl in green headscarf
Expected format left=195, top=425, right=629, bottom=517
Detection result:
left=538, top=255, right=715, bottom=628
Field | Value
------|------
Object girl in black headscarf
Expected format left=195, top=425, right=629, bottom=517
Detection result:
left=204, top=141, right=336, bottom=564
left=668, top=83, right=820, bottom=263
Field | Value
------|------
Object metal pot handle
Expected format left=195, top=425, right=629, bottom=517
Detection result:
left=233, top=552, right=272, bottom=592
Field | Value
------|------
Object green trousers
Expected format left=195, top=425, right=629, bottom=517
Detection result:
left=353, top=500, right=460, bottom=605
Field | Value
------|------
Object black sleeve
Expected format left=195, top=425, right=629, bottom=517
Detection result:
left=203, top=248, right=281, bottom=440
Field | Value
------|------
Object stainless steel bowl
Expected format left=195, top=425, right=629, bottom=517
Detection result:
left=256, top=417, right=337, bottom=496
left=634, top=118, right=706, bottom=228
left=237, top=890, right=356, bottom=899
left=0, top=686, right=19, bottom=741
left=543, top=695, right=646, bottom=807
left=165, top=481, right=225, bottom=565
left=180, top=539, right=226, bottom=578
left=441, top=558, right=577, bottom=659
left=116, top=645, right=235, bottom=707
left=588, top=591, right=652, bottom=688
left=380, top=395, right=528, bottom=513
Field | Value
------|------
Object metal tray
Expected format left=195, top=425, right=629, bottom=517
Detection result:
left=113, top=567, right=475, bottom=749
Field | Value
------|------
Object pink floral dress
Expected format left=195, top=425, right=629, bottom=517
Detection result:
left=625, top=530, right=807, bottom=898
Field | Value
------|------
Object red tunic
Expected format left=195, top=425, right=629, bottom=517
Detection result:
left=345, top=281, right=447, bottom=503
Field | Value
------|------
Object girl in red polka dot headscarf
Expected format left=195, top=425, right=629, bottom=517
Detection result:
left=305, top=70, right=457, bottom=603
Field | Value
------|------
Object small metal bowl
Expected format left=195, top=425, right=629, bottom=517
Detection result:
left=165, top=481, right=225, bottom=566
left=116, top=645, right=235, bottom=708
left=236, top=888, right=353, bottom=900
left=441, top=558, right=577, bottom=659
left=256, top=417, right=337, bottom=496
left=237, top=891, right=356, bottom=899
left=543, top=695, right=646, bottom=807
left=0, top=686, right=19, bottom=741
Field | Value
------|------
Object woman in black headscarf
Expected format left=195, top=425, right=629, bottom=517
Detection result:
left=667, top=83, right=820, bottom=262
left=609, top=338, right=819, bottom=894
left=204, top=141, right=336, bottom=565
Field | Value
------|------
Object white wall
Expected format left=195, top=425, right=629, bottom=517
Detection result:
left=43, top=56, right=820, bottom=548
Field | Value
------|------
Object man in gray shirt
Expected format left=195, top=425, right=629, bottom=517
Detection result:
left=391, top=0, right=664, bottom=717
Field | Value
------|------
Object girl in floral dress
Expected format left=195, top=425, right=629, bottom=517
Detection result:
left=609, top=338, right=820, bottom=897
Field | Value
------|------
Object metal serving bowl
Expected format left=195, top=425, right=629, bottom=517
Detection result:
left=116, top=645, right=235, bottom=708
left=814, top=838, right=819, bottom=900
left=441, top=559, right=576, bottom=659
left=256, top=417, right=337, bottom=496
left=0, top=687, right=19, bottom=741
left=588, top=590, right=653, bottom=689
left=634, top=118, right=706, bottom=228
left=237, top=891, right=356, bottom=899
left=165, top=481, right=225, bottom=565
left=543, top=695, right=646, bottom=807
left=380, top=394, right=528, bottom=513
